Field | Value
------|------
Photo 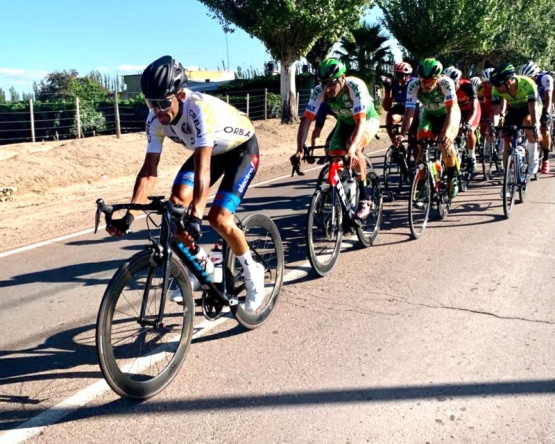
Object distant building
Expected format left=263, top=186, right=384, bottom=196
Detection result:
left=121, top=69, right=235, bottom=99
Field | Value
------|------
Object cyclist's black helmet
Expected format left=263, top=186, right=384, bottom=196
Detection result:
left=141, top=55, right=187, bottom=98
left=490, top=63, right=516, bottom=87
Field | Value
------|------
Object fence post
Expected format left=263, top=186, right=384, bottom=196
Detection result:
left=246, top=93, right=250, bottom=117
left=264, top=88, right=267, bottom=120
left=114, top=91, right=121, bottom=139
left=226, top=94, right=229, bottom=104
left=296, top=92, right=300, bottom=116
left=75, top=97, right=82, bottom=138
left=30, top=99, right=35, bottom=143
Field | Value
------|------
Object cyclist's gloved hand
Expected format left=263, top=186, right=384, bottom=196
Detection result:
left=179, top=215, right=203, bottom=241
left=108, top=213, right=134, bottom=235
left=290, top=154, right=305, bottom=177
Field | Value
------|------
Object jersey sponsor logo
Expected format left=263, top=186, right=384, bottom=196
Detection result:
left=354, top=105, right=366, bottom=113
left=224, top=126, right=252, bottom=138
left=306, top=104, right=317, bottom=113
left=237, top=154, right=259, bottom=194
left=181, top=122, right=191, bottom=134
left=189, top=110, right=202, bottom=137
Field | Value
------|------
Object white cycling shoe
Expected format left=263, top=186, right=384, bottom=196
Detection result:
left=244, top=262, right=265, bottom=312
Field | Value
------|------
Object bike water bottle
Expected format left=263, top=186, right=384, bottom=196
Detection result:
left=189, top=245, right=214, bottom=289
left=344, top=178, right=357, bottom=208
left=209, top=243, right=223, bottom=283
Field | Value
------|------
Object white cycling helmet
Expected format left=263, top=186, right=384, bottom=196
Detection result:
left=481, top=68, right=494, bottom=82
left=470, top=77, right=482, bottom=89
left=443, top=66, right=462, bottom=82
left=519, top=61, right=540, bottom=77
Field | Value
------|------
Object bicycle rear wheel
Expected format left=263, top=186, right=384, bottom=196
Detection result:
left=481, top=139, right=500, bottom=181
left=409, top=166, right=432, bottom=239
left=227, top=213, right=284, bottom=329
left=356, top=157, right=382, bottom=247
left=306, top=184, right=343, bottom=276
left=96, top=249, right=195, bottom=400
left=383, top=145, right=405, bottom=200
left=503, top=153, right=517, bottom=219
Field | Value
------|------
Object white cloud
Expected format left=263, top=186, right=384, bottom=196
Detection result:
left=118, top=64, right=145, bottom=73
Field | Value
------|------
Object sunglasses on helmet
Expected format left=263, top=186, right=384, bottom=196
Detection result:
left=145, top=95, right=176, bottom=111
left=394, top=73, right=409, bottom=79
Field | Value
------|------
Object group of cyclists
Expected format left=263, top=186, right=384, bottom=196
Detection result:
left=104, top=53, right=552, bottom=313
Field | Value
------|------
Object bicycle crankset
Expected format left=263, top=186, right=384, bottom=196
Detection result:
left=201, top=291, right=225, bottom=320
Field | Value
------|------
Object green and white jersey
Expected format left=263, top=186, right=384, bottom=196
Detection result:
left=304, top=77, right=379, bottom=125
left=406, top=75, right=458, bottom=116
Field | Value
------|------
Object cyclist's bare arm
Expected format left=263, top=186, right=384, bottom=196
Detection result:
left=130, top=153, right=161, bottom=216
left=189, top=146, right=212, bottom=220
left=296, top=116, right=313, bottom=155
left=397, top=107, right=415, bottom=144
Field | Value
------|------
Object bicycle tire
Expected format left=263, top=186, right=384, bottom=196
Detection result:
left=436, top=174, right=450, bottom=220
left=227, top=213, right=284, bottom=329
left=96, top=249, right=195, bottom=400
left=306, top=184, right=343, bottom=276
left=356, top=158, right=382, bottom=247
left=481, top=139, right=498, bottom=181
left=315, top=164, right=330, bottom=190
left=503, top=153, right=517, bottom=219
left=519, top=147, right=530, bottom=202
left=383, top=145, right=404, bottom=200
left=409, top=165, right=432, bottom=239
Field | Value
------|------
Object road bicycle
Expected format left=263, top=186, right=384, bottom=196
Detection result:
left=381, top=124, right=416, bottom=200
left=301, top=146, right=383, bottom=276
left=408, top=139, right=455, bottom=239
left=94, top=196, right=284, bottom=399
left=496, top=125, right=537, bottom=218
left=480, top=120, right=503, bottom=181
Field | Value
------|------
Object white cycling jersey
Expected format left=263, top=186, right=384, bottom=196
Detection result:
left=146, top=88, right=255, bottom=155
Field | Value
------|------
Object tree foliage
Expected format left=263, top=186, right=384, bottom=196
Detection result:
left=377, top=0, right=555, bottom=72
left=334, top=22, right=393, bottom=84
left=197, top=0, right=373, bottom=123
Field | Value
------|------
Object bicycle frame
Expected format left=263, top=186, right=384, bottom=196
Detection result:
left=327, top=159, right=358, bottom=220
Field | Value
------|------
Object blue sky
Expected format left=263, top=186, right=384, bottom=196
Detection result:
left=0, top=1, right=395, bottom=96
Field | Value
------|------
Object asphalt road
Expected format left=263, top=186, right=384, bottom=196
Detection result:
left=1, top=151, right=554, bottom=444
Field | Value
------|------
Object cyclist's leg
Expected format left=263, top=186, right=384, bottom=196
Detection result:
left=519, top=108, right=539, bottom=175
left=208, top=136, right=259, bottom=256
left=540, top=110, right=551, bottom=173
left=464, top=107, right=481, bottom=174
left=386, top=104, right=405, bottom=144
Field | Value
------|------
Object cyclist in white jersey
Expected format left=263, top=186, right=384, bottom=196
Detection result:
left=106, top=55, right=265, bottom=311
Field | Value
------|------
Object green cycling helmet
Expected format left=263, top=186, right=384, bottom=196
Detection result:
left=491, top=63, right=516, bottom=87
left=317, top=58, right=346, bottom=82
left=417, top=58, right=443, bottom=79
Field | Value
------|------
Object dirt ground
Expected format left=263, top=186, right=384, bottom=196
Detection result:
left=0, top=115, right=388, bottom=254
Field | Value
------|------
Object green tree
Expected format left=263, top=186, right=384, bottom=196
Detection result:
left=0, top=88, right=6, bottom=103
left=197, top=0, right=373, bottom=123
left=377, top=0, right=507, bottom=59
left=9, top=87, right=20, bottom=102
left=305, top=35, right=338, bottom=72
left=334, top=22, right=392, bottom=84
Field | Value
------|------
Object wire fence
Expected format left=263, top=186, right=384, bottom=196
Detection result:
left=0, top=88, right=314, bottom=146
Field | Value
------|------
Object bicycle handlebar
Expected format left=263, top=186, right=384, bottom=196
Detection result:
left=94, top=197, right=188, bottom=234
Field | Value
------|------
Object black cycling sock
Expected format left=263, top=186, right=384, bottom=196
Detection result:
left=358, top=180, right=369, bottom=201
left=543, top=148, right=549, bottom=160
left=447, top=166, right=457, bottom=180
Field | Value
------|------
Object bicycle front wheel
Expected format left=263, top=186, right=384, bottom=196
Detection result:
left=409, top=166, right=432, bottom=239
left=519, top=147, right=530, bottom=203
left=96, top=249, right=195, bottom=400
left=503, top=153, right=517, bottom=219
left=227, top=213, right=284, bottom=329
left=481, top=139, right=499, bottom=181
left=306, top=184, right=343, bottom=276
left=356, top=158, right=382, bottom=247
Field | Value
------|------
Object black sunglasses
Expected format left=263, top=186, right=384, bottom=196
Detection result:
left=145, top=95, right=176, bottom=111
left=394, top=73, right=409, bottom=79
left=320, top=79, right=341, bottom=87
